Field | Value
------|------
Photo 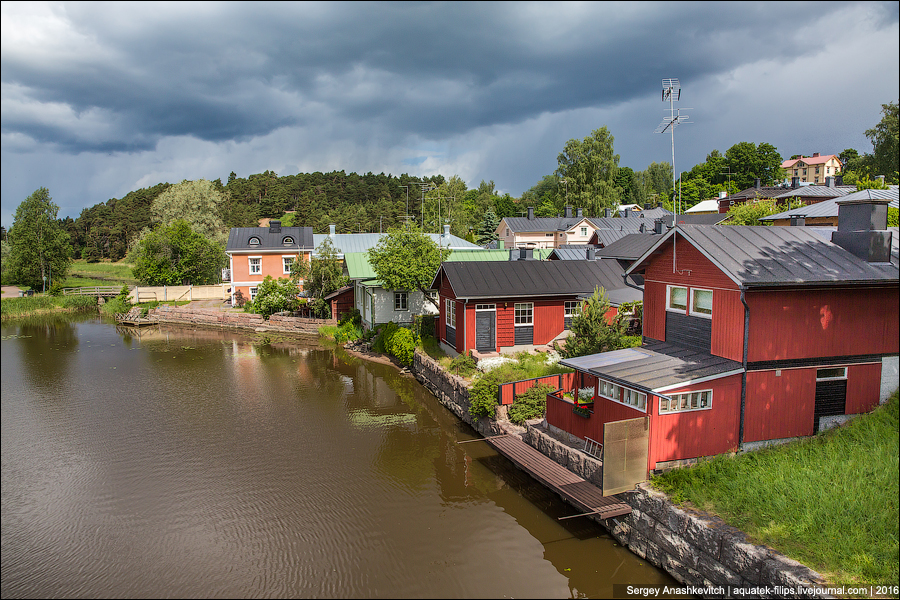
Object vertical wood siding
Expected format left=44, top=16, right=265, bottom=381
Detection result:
left=711, top=289, right=744, bottom=362
left=643, top=237, right=739, bottom=290
left=497, top=303, right=515, bottom=348
left=648, top=375, right=742, bottom=468
left=545, top=394, right=602, bottom=440
left=746, top=287, right=899, bottom=362
left=846, top=362, right=883, bottom=415
left=643, top=282, right=666, bottom=341
left=534, top=301, right=564, bottom=344
left=744, top=368, right=816, bottom=442
left=464, top=303, right=476, bottom=352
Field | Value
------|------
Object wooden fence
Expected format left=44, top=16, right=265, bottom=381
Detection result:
left=497, top=372, right=579, bottom=405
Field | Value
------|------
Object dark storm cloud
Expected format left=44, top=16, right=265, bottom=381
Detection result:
left=3, top=1, right=887, bottom=154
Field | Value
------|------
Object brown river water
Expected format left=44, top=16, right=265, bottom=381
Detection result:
left=1, top=314, right=677, bottom=598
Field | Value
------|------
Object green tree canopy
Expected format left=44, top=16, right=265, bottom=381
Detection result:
left=367, top=222, right=450, bottom=308
left=474, top=210, right=501, bottom=246
left=723, top=141, right=784, bottom=190
left=151, top=179, right=229, bottom=245
left=7, top=188, right=73, bottom=291
left=561, top=287, right=626, bottom=359
left=248, top=275, right=300, bottom=319
left=556, top=126, right=622, bottom=215
left=291, top=237, right=349, bottom=300
left=865, top=100, right=899, bottom=183
left=129, top=219, right=227, bottom=285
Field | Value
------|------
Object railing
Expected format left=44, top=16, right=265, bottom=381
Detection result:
left=497, top=372, right=578, bottom=405
left=62, top=286, right=123, bottom=297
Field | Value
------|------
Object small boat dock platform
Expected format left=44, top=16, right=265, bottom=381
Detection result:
left=484, top=434, right=632, bottom=520
left=115, top=308, right=156, bottom=327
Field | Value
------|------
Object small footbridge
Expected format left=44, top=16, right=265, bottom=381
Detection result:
left=62, top=286, right=124, bottom=297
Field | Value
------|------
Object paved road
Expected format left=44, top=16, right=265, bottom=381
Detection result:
left=1, top=285, right=24, bottom=297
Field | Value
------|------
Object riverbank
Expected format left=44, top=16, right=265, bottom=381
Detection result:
left=0, top=294, right=99, bottom=320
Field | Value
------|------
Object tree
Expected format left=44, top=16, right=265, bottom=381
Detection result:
left=367, top=222, right=451, bottom=308
left=248, top=275, right=300, bottom=319
left=724, top=142, right=784, bottom=190
left=865, top=100, right=899, bottom=183
left=556, top=126, right=622, bottom=215
left=129, top=220, right=226, bottom=285
left=291, top=237, right=349, bottom=300
left=7, top=188, right=73, bottom=291
left=151, top=179, right=229, bottom=245
left=474, top=210, right=500, bottom=246
left=724, top=199, right=786, bottom=226
left=560, top=287, right=626, bottom=358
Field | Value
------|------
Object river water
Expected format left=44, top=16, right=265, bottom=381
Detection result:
left=1, top=314, right=677, bottom=598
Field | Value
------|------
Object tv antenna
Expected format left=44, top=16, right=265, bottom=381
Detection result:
left=654, top=78, right=691, bottom=215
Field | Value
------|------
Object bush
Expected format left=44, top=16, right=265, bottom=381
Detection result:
left=233, top=289, right=246, bottom=308
left=100, top=286, right=132, bottom=316
left=469, top=371, right=501, bottom=419
left=247, top=276, right=300, bottom=319
left=508, top=383, right=554, bottom=425
left=449, top=352, right=478, bottom=377
left=334, top=321, right=362, bottom=344
left=48, top=281, right=65, bottom=297
left=339, top=308, right=361, bottom=328
left=386, top=326, right=417, bottom=366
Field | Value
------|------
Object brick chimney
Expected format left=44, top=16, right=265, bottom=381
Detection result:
left=527, top=207, right=534, bottom=220
left=831, top=197, right=892, bottom=262
left=565, top=205, right=573, bottom=218
left=269, top=220, right=282, bottom=233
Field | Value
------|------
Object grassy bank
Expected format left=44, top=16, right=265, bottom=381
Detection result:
left=1, top=295, right=99, bottom=319
left=651, top=391, right=899, bottom=589
left=61, top=259, right=138, bottom=287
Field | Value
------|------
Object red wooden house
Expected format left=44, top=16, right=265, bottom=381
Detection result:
left=429, top=260, right=642, bottom=355
left=548, top=198, right=898, bottom=475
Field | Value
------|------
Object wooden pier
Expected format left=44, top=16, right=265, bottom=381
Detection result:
left=115, top=307, right=156, bottom=327
left=485, top=434, right=632, bottom=520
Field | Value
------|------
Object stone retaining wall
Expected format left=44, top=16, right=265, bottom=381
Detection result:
left=149, top=305, right=335, bottom=335
left=410, top=349, right=829, bottom=598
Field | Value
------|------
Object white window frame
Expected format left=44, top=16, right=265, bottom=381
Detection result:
left=282, top=236, right=294, bottom=246
left=666, top=285, right=688, bottom=313
left=445, top=298, right=456, bottom=328
left=816, top=367, right=847, bottom=381
left=565, top=300, right=582, bottom=318
left=514, top=302, right=533, bottom=326
left=659, top=389, right=713, bottom=414
left=505, top=228, right=510, bottom=237
left=597, top=379, right=621, bottom=402
left=394, top=292, right=408, bottom=311
left=249, top=286, right=258, bottom=301
left=580, top=226, right=588, bottom=236
left=283, top=255, right=295, bottom=275
left=475, top=304, right=495, bottom=311
left=690, top=288, right=713, bottom=319
left=248, top=237, right=260, bottom=246
left=248, top=256, right=262, bottom=275
left=622, top=388, right=647, bottom=411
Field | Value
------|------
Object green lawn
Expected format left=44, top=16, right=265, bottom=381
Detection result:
left=61, top=260, right=138, bottom=287
left=651, top=391, right=899, bottom=589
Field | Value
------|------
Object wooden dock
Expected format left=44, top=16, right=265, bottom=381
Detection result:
left=486, top=435, right=632, bottom=520
left=115, top=308, right=156, bottom=327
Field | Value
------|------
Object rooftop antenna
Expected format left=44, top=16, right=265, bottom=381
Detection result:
left=655, top=78, right=691, bottom=215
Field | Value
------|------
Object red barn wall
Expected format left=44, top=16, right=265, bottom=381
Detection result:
left=744, top=368, right=816, bottom=441
left=649, top=375, right=742, bottom=469
left=846, top=362, right=883, bottom=415
left=746, top=286, right=899, bottom=362
left=464, top=303, right=476, bottom=352
left=643, top=281, right=666, bottom=341
left=534, top=301, right=564, bottom=345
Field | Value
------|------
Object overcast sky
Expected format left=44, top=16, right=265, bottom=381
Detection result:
left=2, top=1, right=898, bottom=226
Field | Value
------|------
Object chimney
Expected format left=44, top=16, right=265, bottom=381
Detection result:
left=754, top=178, right=761, bottom=189
left=586, top=248, right=596, bottom=260
left=792, top=177, right=800, bottom=189
left=657, top=202, right=663, bottom=209
left=509, top=249, right=518, bottom=261
left=443, top=224, right=450, bottom=237
left=576, top=207, right=583, bottom=218
left=831, top=197, right=892, bottom=262
left=527, top=207, right=534, bottom=220
left=603, top=208, right=611, bottom=218
left=812, top=152, right=820, bottom=157
left=329, top=224, right=336, bottom=236
left=876, top=175, right=886, bottom=185
left=718, top=190, right=728, bottom=199
left=624, top=208, right=632, bottom=218
left=654, top=219, right=664, bottom=234
left=565, top=205, right=573, bottom=218
left=825, top=176, right=834, bottom=188
left=836, top=175, right=844, bottom=186
left=790, top=215, right=806, bottom=227
left=662, top=214, right=674, bottom=228
left=269, top=220, right=282, bottom=233
left=643, top=203, right=651, bottom=210
left=524, top=248, right=534, bottom=260
left=639, top=223, right=647, bottom=233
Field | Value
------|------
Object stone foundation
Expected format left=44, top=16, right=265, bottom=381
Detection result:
left=148, top=305, right=334, bottom=335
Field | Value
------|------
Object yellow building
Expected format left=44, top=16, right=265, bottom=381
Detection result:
left=780, top=153, right=843, bottom=184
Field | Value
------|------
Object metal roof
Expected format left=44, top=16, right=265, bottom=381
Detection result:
left=226, top=226, right=314, bottom=251
left=674, top=213, right=730, bottom=225
left=773, top=185, right=855, bottom=200
left=627, top=225, right=899, bottom=287
left=344, top=248, right=553, bottom=281
left=596, top=233, right=663, bottom=260
left=761, top=187, right=899, bottom=221
left=432, top=260, right=640, bottom=302
left=548, top=247, right=602, bottom=260
left=501, top=215, right=593, bottom=233
left=559, top=341, right=743, bottom=395
left=684, top=199, right=721, bottom=214
left=312, top=232, right=480, bottom=255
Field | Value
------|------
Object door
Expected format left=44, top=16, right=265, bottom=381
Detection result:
left=475, top=304, right=496, bottom=352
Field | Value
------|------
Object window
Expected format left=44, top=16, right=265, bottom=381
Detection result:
left=816, top=367, right=847, bottom=381
left=691, top=288, right=713, bottom=317
left=598, top=379, right=621, bottom=402
left=622, top=388, right=647, bottom=411
left=249, top=257, right=262, bottom=275
left=667, top=285, right=688, bottom=312
left=283, top=256, right=294, bottom=274
left=815, top=167, right=820, bottom=174
left=826, top=166, right=831, bottom=174
left=282, top=236, right=294, bottom=245
left=248, top=237, right=260, bottom=246
left=580, top=227, right=588, bottom=236
left=514, top=303, right=533, bottom=325
left=565, top=300, right=582, bottom=318
left=802, top=169, right=807, bottom=176
left=475, top=304, right=495, bottom=311
left=659, top=390, right=712, bottom=414
left=249, top=287, right=258, bottom=301
left=545, top=233, right=553, bottom=237
left=506, top=228, right=510, bottom=237
left=445, top=299, right=456, bottom=328
left=394, top=292, right=408, bottom=311
left=814, top=177, right=819, bottom=183
left=794, top=169, right=798, bottom=176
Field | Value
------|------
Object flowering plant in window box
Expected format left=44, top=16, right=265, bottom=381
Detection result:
left=572, top=405, right=592, bottom=418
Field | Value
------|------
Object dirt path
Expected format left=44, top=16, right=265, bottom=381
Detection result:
left=1, top=286, right=24, bottom=297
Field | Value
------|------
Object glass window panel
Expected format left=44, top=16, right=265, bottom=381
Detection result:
left=669, top=286, right=687, bottom=310
left=692, top=289, right=713, bottom=315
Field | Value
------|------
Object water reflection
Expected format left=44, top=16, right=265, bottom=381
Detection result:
left=2, top=318, right=677, bottom=598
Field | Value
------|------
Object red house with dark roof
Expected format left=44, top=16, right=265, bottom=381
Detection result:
left=547, top=199, right=898, bottom=476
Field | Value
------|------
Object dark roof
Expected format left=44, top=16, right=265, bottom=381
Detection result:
left=548, top=247, right=601, bottom=260
left=618, top=207, right=673, bottom=220
left=773, top=185, right=855, bottom=200
left=559, top=341, right=743, bottom=395
left=226, top=226, right=314, bottom=251
left=502, top=215, right=591, bottom=233
left=674, top=213, right=729, bottom=225
left=627, top=225, right=899, bottom=287
left=596, top=233, right=663, bottom=260
left=726, top=185, right=792, bottom=201
left=760, top=187, right=899, bottom=221
left=432, top=260, right=640, bottom=303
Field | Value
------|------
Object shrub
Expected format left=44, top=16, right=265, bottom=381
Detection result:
left=469, top=371, right=501, bottom=419
left=449, top=352, right=478, bottom=377
left=508, top=383, right=554, bottom=425
left=386, top=326, right=417, bottom=366
left=339, top=308, right=361, bottom=328
left=100, top=286, right=132, bottom=316
left=233, top=289, right=246, bottom=308
left=334, top=321, right=362, bottom=344
left=247, top=276, right=300, bottom=319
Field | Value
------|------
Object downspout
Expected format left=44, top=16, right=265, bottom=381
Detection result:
left=739, top=287, right=750, bottom=451
left=622, top=272, right=645, bottom=342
